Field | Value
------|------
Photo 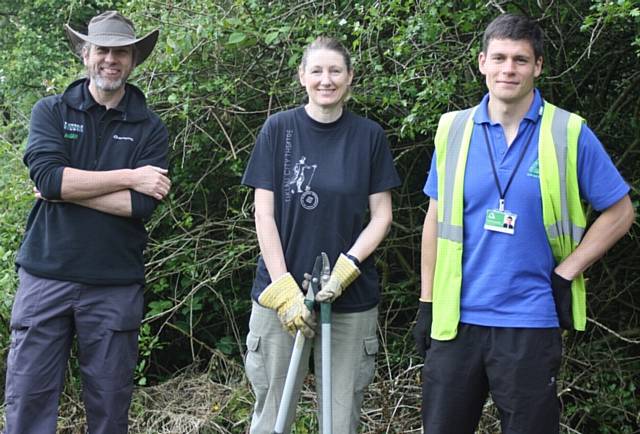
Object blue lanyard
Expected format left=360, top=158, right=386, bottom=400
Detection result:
left=482, top=123, right=535, bottom=211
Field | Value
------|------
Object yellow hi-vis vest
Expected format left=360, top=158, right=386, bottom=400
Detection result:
left=432, top=101, right=587, bottom=340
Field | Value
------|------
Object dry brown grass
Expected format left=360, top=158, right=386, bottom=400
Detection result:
left=2, top=333, right=636, bottom=433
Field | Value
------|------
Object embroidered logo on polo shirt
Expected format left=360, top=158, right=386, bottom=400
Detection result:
left=113, top=134, right=135, bottom=142
left=64, top=121, right=84, bottom=132
left=527, top=159, right=539, bottom=178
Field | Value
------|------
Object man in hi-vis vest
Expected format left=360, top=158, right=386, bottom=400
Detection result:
left=413, top=13, right=634, bottom=434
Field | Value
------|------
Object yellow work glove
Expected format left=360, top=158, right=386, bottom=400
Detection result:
left=315, top=253, right=361, bottom=303
left=258, top=273, right=316, bottom=338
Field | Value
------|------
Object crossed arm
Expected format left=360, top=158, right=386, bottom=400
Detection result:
left=26, top=99, right=171, bottom=218
left=36, top=166, right=171, bottom=217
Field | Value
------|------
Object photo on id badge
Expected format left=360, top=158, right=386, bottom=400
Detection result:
left=484, top=209, right=517, bottom=235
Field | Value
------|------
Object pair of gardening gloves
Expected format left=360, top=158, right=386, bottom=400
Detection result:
left=258, top=253, right=360, bottom=338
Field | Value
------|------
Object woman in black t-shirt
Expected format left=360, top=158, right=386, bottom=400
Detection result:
left=242, top=36, right=400, bottom=434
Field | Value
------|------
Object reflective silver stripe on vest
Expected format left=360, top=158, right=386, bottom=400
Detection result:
left=439, top=108, right=474, bottom=243
left=437, top=222, right=463, bottom=242
left=547, top=222, right=584, bottom=241
left=547, top=105, right=585, bottom=242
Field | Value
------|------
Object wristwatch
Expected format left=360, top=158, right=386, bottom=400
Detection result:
left=345, top=253, right=361, bottom=267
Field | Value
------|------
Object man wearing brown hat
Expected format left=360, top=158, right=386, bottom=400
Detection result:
left=3, top=11, right=169, bottom=434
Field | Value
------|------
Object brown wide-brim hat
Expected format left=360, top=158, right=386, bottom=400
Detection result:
left=64, top=10, right=159, bottom=65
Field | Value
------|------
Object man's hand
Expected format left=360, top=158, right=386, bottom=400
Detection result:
left=315, top=253, right=360, bottom=303
left=33, top=187, right=62, bottom=202
left=130, top=165, right=171, bottom=200
left=412, top=301, right=432, bottom=358
left=258, top=273, right=317, bottom=338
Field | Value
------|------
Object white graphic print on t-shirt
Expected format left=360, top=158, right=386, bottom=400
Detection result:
left=287, top=155, right=318, bottom=210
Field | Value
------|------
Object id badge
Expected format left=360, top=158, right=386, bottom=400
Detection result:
left=484, top=209, right=517, bottom=235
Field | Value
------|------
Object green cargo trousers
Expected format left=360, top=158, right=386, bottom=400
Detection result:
left=245, top=301, right=378, bottom=434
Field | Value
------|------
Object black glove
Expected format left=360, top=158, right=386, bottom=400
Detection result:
left=551, top=271, right=573, bottom=330
left=412, top=301, right=433, bottom=358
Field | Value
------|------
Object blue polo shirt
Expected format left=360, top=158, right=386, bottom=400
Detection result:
left=424, top=90, right=629, bottom=328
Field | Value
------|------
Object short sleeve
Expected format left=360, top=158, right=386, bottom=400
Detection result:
left=577, top=124, right=629, bottom=211
left=369, top=128, right=401, bottom=194
left=242, top=128, right=274, bottom=191
left=423, top=152, right=438, bottom=199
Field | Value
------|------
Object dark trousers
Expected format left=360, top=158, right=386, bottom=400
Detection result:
left=3, top=268, right=143, bottom=434
left=422, top=324, right=562, bottom=434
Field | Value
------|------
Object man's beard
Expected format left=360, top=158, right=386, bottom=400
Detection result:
left=89, top=68, right=129, bottom=92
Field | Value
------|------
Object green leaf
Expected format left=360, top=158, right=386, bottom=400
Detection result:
left=146, top=300, right=173, bottom=317
left=227, top=32, right=246, bottom=44
left=216, top=335, right=235, bottom=355
left=264, top=31, right=279, bottom=45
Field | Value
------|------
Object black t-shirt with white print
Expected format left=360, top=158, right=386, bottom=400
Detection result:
left=242, top=106, right=401, bottom=313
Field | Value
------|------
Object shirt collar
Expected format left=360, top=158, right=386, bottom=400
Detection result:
left=82, top=80, right=128, bottom=113
left=81, top=80, right=99, bottom=110
left=474, top=88, right=543, bottom=125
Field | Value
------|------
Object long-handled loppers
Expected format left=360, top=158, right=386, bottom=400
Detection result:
left=319, top=252, right=332, bottom=434
left=272, top=255, right=323, bottom=434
